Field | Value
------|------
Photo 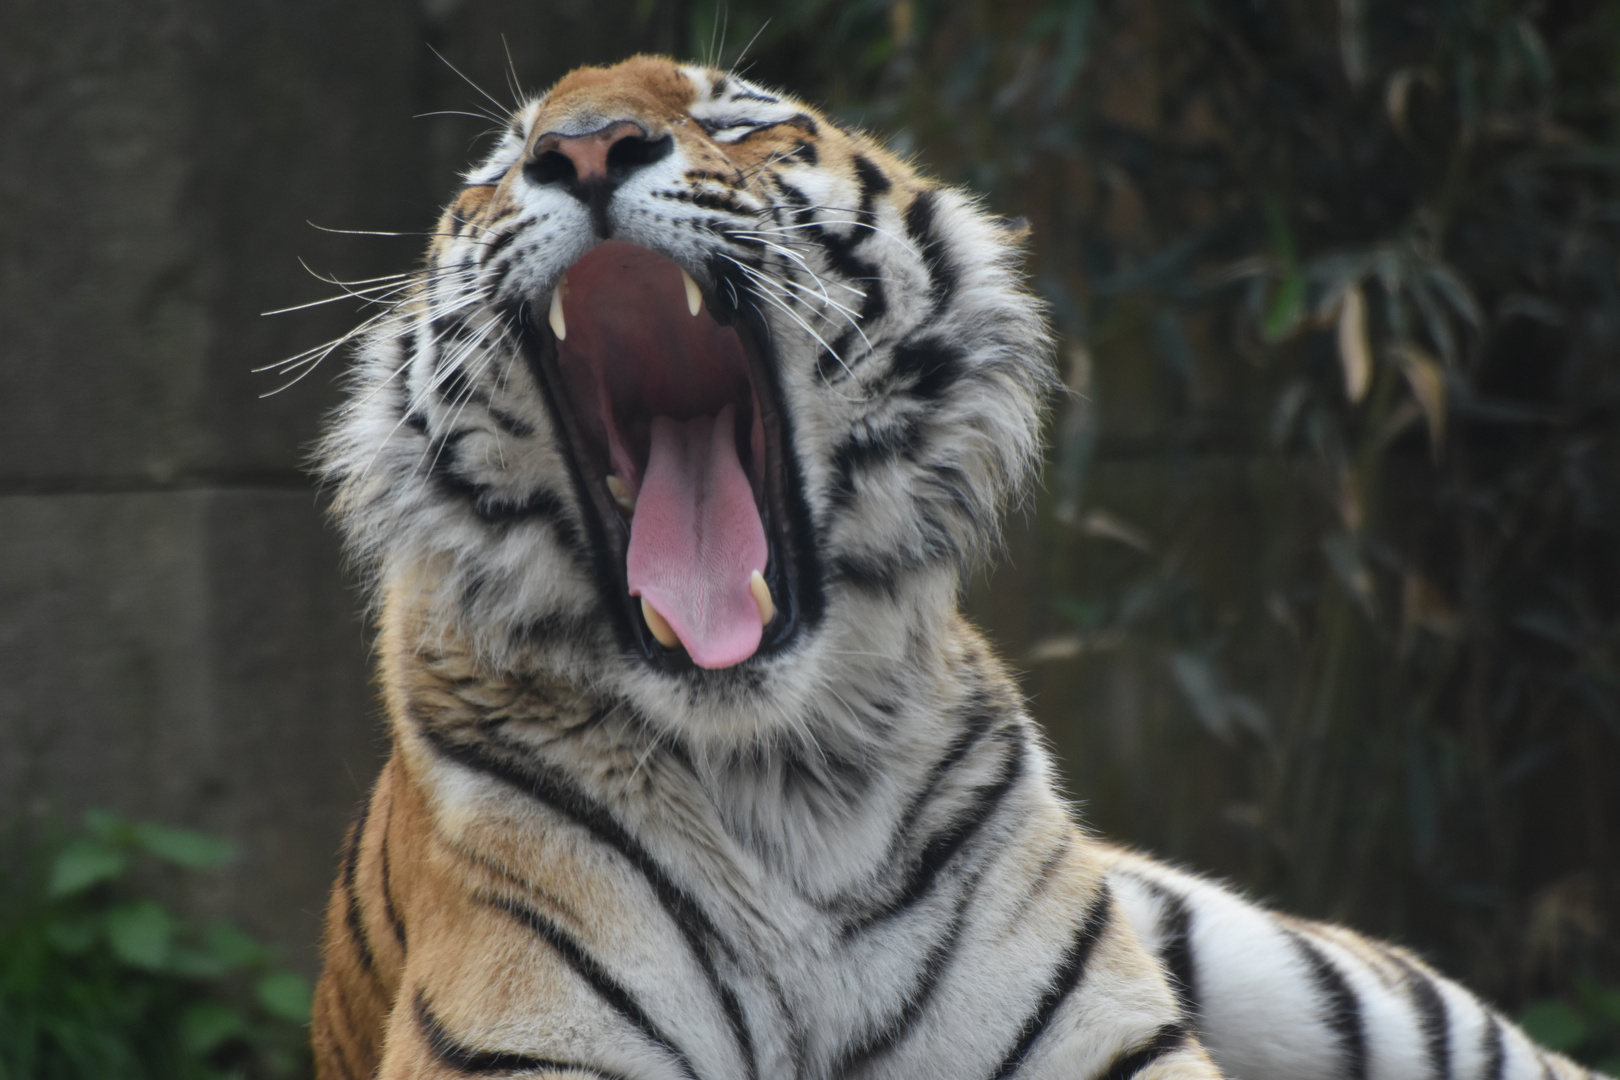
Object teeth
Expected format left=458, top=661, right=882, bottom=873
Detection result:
left=681, top=268, right=702, bottom=317
left=749, top=570, right=775, bottom=626
left=641, top=598, right=679, bottom=649
left=548, top=275, right=568, bottom=340
left=606, top=474, right=635, bottom=514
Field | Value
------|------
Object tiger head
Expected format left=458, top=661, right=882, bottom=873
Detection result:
left=322, top=55, right=1053, bottom=744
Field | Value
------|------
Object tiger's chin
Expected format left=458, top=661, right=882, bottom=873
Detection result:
left=513, top=240, right=815, bottom=676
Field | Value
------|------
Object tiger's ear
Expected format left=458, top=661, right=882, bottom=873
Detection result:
left=993, top=215, right=1033, bottom=243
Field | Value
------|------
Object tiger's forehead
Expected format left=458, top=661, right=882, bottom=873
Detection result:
left=525, top=55, right=698, bottom=140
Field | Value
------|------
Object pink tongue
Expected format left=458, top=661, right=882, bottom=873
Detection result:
left=626, top=403, right=768, bottom=669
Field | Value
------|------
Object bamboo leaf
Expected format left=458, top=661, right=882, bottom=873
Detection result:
left=1396, top=344, right=1448, bottom=455
left=1337, top=284, right=1372, bottom=402
left=1425, top=264, right=1484, bottom=329
left=1263, top=273, right=1306, bottom=341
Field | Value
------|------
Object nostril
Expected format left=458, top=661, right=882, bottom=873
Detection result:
left=525, top=150, right=576, bottom=188
left=524, top=122, right=667, bottom=236
left=605, top=133, right=673, bottom=179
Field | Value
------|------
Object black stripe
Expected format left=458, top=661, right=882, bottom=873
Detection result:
left=486, top=405, right=536, bottom=438
left=830, top=553, right=907, bottom=598
left=432, top=313, right=470, bottom=351
left=1483, top=1012, right=1506, bottom=1080
left=828, top=542, right=961, bottom=600
left=879, top=698, right=1001, bottom=860
left=485, top=251, right=519, bottom=300
left=989, top=883, right=1116, bottom=1079
left=1112, top=871, right=1198, bottom=1021
left=327, top=1044, right=359, bottom=1080
left=665, top=186, right=753, bottom=216
left=769, top=171, right=889, bottom=380
left=726, top=113, right=819, bottom=143
left=318, top=981, right=366, bottom=1080
left=849, top=733, right=1026, bottom=932
left=480, top=224, right=522, bottom=263
left=1018, top=837, right=1072, bottom=916
left=1396, top=958, right=1450, bottom=1080
left=1094, top=1024, right=1190, bottom=1080
left=832, top=871, right=981, bottom=1073
left=1153, top=887, right=1198, bottom=1022
left=852, top=153, right=893, bottom=209
left=339, top=800, right=377, bottom=979
left=416, top=725, right=757, bottom=1080
left=889, top=336, right=967, bottom=400
left=426, top=463, right=582, bottom=537
left=416, top=989, right=627, bottom=1077
left=827, top=417, right=924, bottom=508
left=1288, top=930, right=1368, bottom=1080
left=904, top=189, right=960, bottom=313
left=378, top=816, right=407, bottom=952
left=484, top=893, right=699, bottom=1080
left=507, top=611, right=601, bottom=649
left=436, top=367, right=483, bottom=411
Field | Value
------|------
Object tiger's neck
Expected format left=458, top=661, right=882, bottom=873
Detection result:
left=376, top=561, right=1031, bottom=906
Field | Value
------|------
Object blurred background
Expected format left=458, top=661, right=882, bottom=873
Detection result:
left=2, top=0, right=1617, bottom=1074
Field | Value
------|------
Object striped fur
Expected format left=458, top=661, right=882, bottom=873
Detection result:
left=311, top=57, right=1608, bottom=1080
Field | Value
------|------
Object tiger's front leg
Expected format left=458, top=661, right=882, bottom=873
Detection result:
left=312, top=758, right=408, bottom=1080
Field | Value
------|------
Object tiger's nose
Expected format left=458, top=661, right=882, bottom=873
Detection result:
left=525, top=121, right=673, bottom=236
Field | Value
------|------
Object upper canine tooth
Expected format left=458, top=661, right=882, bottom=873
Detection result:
left=749, top=570, right=775, bottom=626
left=606, top=474, right=635, bottom=514
left=681, top=268, right=702, bottom=317
left=548, top=278, right=567, bottom=340
left=641, top=598, right=679, bottom=649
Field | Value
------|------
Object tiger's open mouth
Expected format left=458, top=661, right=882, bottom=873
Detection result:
left=518, top=241, right=802, bottom=670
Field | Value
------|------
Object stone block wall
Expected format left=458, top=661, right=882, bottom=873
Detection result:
left=0, top=0, right=678, bottom=973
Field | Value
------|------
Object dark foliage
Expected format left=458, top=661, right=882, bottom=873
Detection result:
left=0, top=811, right=312, bottom=1079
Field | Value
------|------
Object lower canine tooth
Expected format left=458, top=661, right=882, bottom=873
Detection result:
left=641, top=598, right=679, bottom=648
left=548, top=279, right=567, bottom=340
left=749, top=570, right=775, bottom=626
left=681, top=268, right=702, bottom=317
left=606, top=474, right=635, bottom=514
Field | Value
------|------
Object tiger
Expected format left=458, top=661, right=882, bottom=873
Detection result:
left=310, top=55, right=1609, bottom=1080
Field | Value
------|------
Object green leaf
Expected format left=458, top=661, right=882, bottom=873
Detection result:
left=44, top=916, right=98, bottom=954
left=1053, top=596, right=1107, bottom=630
left=103, top=900, right=177, bottom=970
left=1170, top=651, right=1232, bottom=741
left=1518, top=1001, right=1587, bottom=1052
left=82, top=808, right=129, bottom=843
left=1576, top=980, right=1620, bottom=1023
left=47, top=839, right=127, bottom=897
left=180, top=1002, right=248, bottom=1056
left=166, top=945, right=230, bottom=979
left=203, top=921, right=269, bottom=969
left=255, top=971, right=313, bottom=1024
left=133, top=823, right=236, bottom=869
left=1262, top=273, right=1306, bottom=342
